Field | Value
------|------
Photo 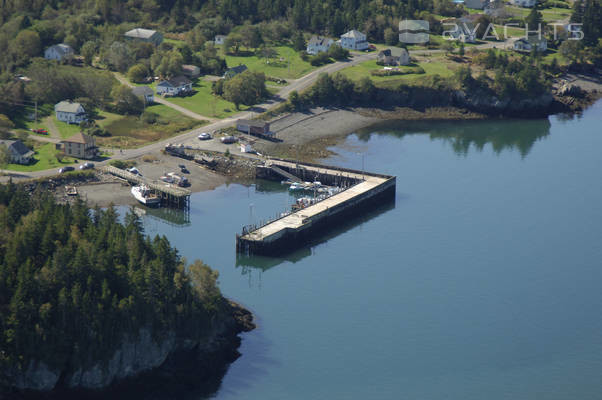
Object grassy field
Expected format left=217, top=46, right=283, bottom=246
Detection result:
left=506, top=5, right=571, bottom=21
left=223, top=46, right=316, bottom=79
left=94, top=104, right=204, bottom=148
left=339, top=57, right=455, bottom=85
left=52, top=116, right=82, bottom=139
left=163, top=79, right=249, bottom=118
left=4, top=142, right=76, bottom=172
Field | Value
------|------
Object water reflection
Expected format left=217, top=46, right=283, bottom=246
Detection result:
left=356, top=118, right=552, bottom=157
left=236, top=197, right=396, bottom=272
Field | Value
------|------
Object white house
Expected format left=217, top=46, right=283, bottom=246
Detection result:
left=0, top=140, right=34, bottom=165
left=44, top=44, right=74, bottom=61
left=132, top=86, right=154, bottom=104
left=55, top=101, right=87, bottom=124
left=513, top=36, right=547, bottom=52
left=340, top=30, right=369, bottom=51
left=156, top=76, right=193, bottom=96
left=377, top=48, right=410, bottom=66
left=306, top=36, right=334, bottom=55
left=214, top=35, right=227, bottom=45
left=510, top=0, right=537, bottom=7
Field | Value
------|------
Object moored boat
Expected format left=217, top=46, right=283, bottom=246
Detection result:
left=131, top=185, right=161, bottom=207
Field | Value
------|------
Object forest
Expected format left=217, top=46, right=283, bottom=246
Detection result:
left=0, top=182, right=225, bottom=385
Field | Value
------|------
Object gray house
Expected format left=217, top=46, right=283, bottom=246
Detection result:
left=340, top=30, right=369, bottom=51
left=214, top=35, right=227, bottom=45
left=377, top=48, right=410, bottom=66
left=307, top=36, right=334, bottom=55
left=44, top=44, right=74, bottom=61
left=124, top=28, right=163, bottom=46
left=156, top=76, right=193, bottom=96
left=0, top=140, right=34, bottom=165
left=132, top=86, right=155, bottom=103
left=464, top=0, right=488, bottom=8
left=223, top=64, right=248, bottom=79
left=55, top=101, right=87, bottom=124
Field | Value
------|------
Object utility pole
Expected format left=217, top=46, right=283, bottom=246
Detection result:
left=34, top=101, right=38, bottom=122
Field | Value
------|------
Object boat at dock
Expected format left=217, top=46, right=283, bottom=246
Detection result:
left=65, top=186, right=78, bottom=196
left=131, top=185, right=161, bottom=207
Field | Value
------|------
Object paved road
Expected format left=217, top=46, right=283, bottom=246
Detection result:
left=3, top=42, right=509, bottom=181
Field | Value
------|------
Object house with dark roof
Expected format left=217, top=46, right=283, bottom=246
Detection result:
left=156, top=76, right=193, bottom=96
left=464, top=0, right=488, bottom=8
left=132, top=86, right=155, bottom=103
left=340, top=30, right=369, bottom=51
left=124, top=28, right=163, bottom=46
left=55, top=101, right=87, bottom=124
left=44, top=44, right=74, bottom=61
left=307, top=36, right=334, bottom=55
left=0, top=140, right=34, bottom=165
left=448, top=20, right=477, bottom=43
left=513, top=36, right=547, bottom=52
left=61, top=132, right=98, bottom=160
left=223, top=64, right=248, bottom=79
left=377, top=48, right=410, bottom=66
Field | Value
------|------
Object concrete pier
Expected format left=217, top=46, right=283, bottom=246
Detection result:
left=236, top=159, right=396, bottom=255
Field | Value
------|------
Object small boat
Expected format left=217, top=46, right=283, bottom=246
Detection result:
left=160, top=175, right=174, bottom=183
left=65, top=186, right=78, bottom=196
left=289, top=182, right=304, bottom=191
left=131, top=185, right=160, bottom=207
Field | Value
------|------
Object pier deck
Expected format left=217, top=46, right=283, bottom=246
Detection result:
left=237, top=159, right=395, bottom=254
left=101, top=166, right=191, bottom=208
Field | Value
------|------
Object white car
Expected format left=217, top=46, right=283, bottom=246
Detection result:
left=198, top=132, right=211, bottom=140
left=128, top=167, right=142, bottom=176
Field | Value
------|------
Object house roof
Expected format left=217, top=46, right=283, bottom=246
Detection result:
left=527, top=35, right=546, bottom=45
left=182, top=64, right=200, bottom=72
left=125, top=28, right=158, bottom=39
left=46, top=43, right=74, bottom=56
left=62, top=132, right=94, bottom=145
left=341, top=30, right=365, bottom=39
left=308, top=36, right=332, bottom=46
left=158, top=76, right=192, bottom=88
left=55, top=101, right=84, bottom=113
left=0, top=140, right=34, bottom=157
left=215, top=34, right=227, bottom=39
left=132, top=86, right=154, bottom=96
left=237, top=119, right=269, bottom=128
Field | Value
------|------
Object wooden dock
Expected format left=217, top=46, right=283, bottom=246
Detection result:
left=236, top=159, right=395, bottom=255
left=101, top=166, right=191, bottom=208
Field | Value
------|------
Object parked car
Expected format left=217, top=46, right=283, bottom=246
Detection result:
left=79, top=162, right=95, bottom=170
left=31, top=128, right=48, bottom=135
left=221, top=135, right=236, bottom=144
left=198, top=132, right=211, bottom=140
left=127, top=167, right=142, bottom=176
left=58, top=166, right=75, bottom=174
left=180, top=165, right=189, bottom=174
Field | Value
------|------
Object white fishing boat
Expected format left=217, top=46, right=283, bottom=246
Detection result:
left=131, top=185, right=161, bottom=207
left=289, top=182, right=304, bottom=191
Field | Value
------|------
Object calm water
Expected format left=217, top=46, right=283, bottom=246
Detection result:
left=133, top=100, right=602, bottom=399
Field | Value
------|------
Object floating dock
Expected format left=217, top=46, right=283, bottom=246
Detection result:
left=236, top=159, right=396, bottom=255
left=101, top=166, right=191, bottom=209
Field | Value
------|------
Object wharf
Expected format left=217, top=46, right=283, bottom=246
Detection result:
left=236, top=159, right=395, bottom=255
left=101, top=166, right=191, bottom=208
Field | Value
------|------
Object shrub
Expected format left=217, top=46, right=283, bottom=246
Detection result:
left=141, top=110, right=158, bottom=124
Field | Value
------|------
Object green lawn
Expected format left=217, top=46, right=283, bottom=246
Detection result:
left=93, top=104, right=204, bottom=148
left=506, top=5, right=570, bottom=22
left=163, top=79, right=249, bottom=118
left=223, top=46, right=316, bottom=79
left=4, top=143, right=76, bottom=172
left=339, top=58, right=454, bottom=85
left=52, top=116, right=82, bottom=139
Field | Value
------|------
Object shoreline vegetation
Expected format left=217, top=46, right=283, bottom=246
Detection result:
left=0, top=183, right=254, bottom=396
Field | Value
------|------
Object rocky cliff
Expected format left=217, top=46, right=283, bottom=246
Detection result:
left=2, top=301, right=254, bottom=396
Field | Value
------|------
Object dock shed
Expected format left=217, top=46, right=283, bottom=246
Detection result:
left=236, top=119, right=271, bottom=135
